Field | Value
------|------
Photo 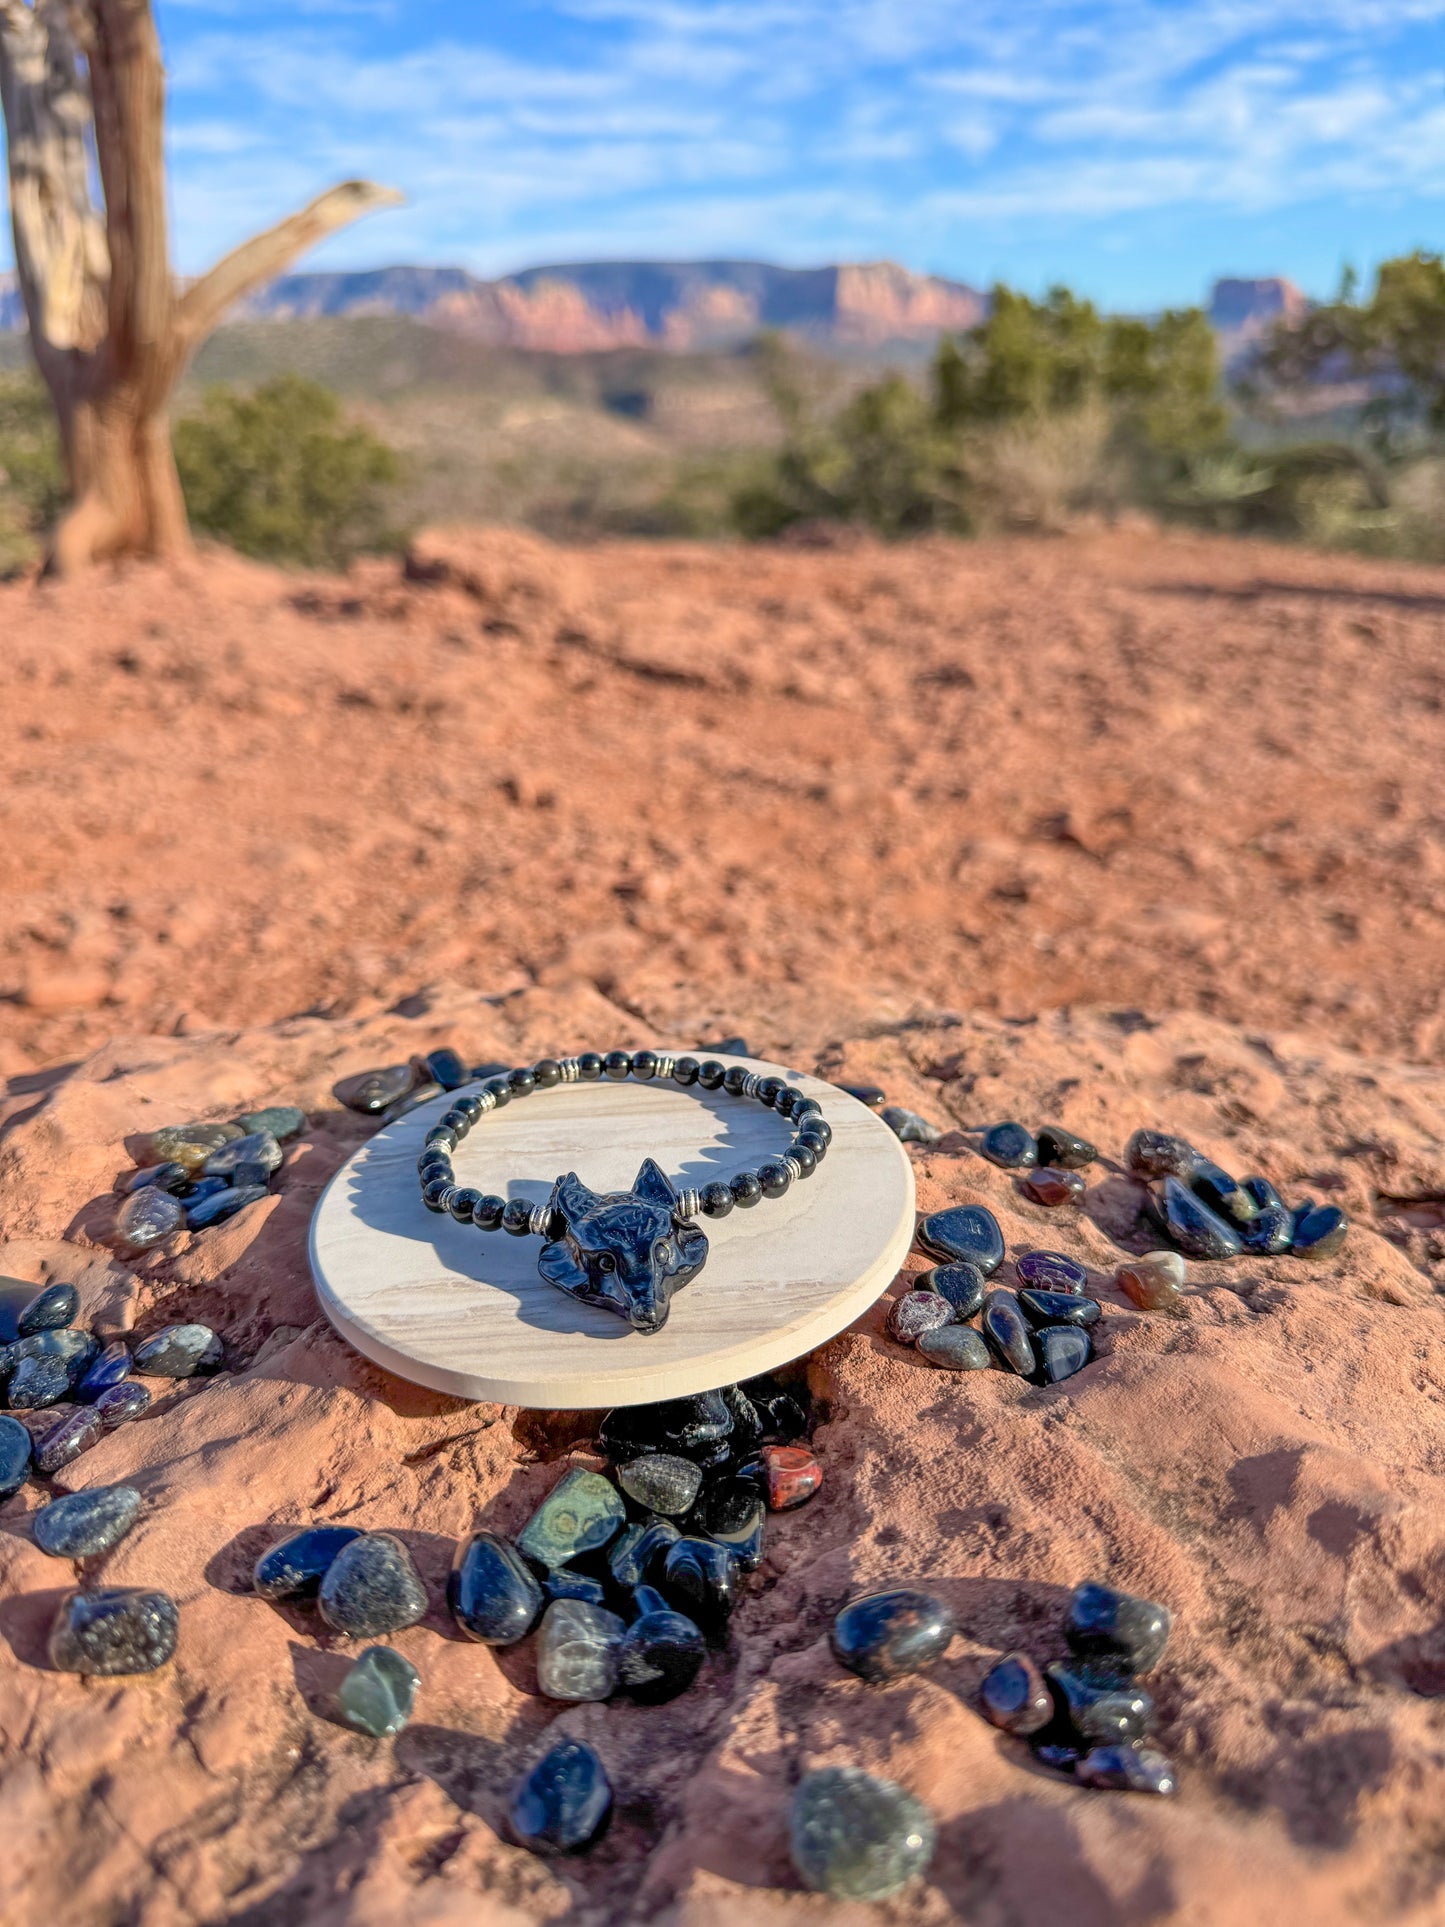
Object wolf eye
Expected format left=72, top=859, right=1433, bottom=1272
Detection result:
left=596, top=1253, right=616, bottom=1272
left=655, top=1239, right=672, bottom=1263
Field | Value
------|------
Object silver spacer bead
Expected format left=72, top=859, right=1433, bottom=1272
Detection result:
left=653, top=1052, right=676, bottom=1079
left=557, top=1056, right=583, bottom=1082
left=476, top=1088, right=496, bottom=1113
left=783, top=1155, right=802, bottom=1181
left=675, top=1187, right=702, bottom=1220
left=740, top=1071, right=761, bottom=1099
left=529, top=1201, right=556, bottom=1236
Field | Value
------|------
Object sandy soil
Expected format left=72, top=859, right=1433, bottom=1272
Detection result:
left=1, top=527, right=1444, bottom=1925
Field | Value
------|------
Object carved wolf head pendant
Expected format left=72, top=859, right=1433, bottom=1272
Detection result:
left=536, top=1158, right=708, bottom=1333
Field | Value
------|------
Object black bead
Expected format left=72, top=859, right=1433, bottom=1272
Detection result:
left=758, top=1161, right=791, bottom=1199
left=632, top=1050, right=659, bottom=1080
left=508, top=1068, right=536, bottom=1096
left=454, top=1093, right=483, bottom=1124
left=802, top=1114, right=832, bottom=1145
left=697, top=1059, right=726, bottom=1090
left=730, top=1170, right=763, bottom=1209
left=441, top=1108, right=470, bottom=1134
left=700, top=1181, right=734, bottom=1218
left=672, top=1056, right=699, bottom=1086
left=533, top=1059, right=562, bottom=1088
left=797, top=1129, right=828, bottom=1162
left=424, top=1125, right=457, bottom=1151
left=473, top=1194, right=506, bottom=1230
left=484, top=1077, right=511, bottom=1108
left=578, top=1053, right=605, bottom=1080
left=757, top=1076, right=783, bottom=1107
left=422, top=1177, right=451, bottom=1213
left=792, top=1096, right=823, bottom=1121
left=502, top=1199, right=534, bottom=1236
left=448, top=1186, right=482, bottom=1223
left=790, top=1140, right=817, bottom=1177
left=778, top=1085, right=804, bottom=1115
left=723, top=1064, right=750, bottom=1096
left=418, top=1150, right=448, bottom=1178
left=604, top=1051, right=633, bottom=1080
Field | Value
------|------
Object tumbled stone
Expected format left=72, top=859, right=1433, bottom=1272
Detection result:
left=1038, top=1326, right=1091, bottom=1383
left=1191, top=1158, right=1257, bottom=1224
left=608, top=1518, right=680, bottom=1589
left=318, top=1532, right=428, bottom=1636
left=177, top=1175, right=229, bottom=1208
left=509, top=1738, right=612, bottom=1854
left=831, top=1587, right=956, bottom=1683
left=1036, top=1125, right=1098, bottom=1169
left=1075, top=1742, right=1177, bottom=1795
left=980, top=1121, right=1037, bottom=1168
left=1033, top=1742, right=1082, bottom=1773
left=618, top=1596, right=707, bottom=1702
left=701, top=1478, right=765, bottom=1569
left=1291, top=1203, right=1348, bottom=1260
left=422, top=1046, right=468, bottom=1090
left=617, top=1453, right=702, bottom=1517
left=536, top=1598, right=626, bottom=1701
left=34, top=1405, right=105, bottom=1474
left=8, top=1325, right=96, bottom=1378
left=1014, top=1249, right=1087, bottom=1294
left=790, top=1766, right=935, bottom=1902
left=1242, top=1175, right=1283, bottom=1212
left=338, top=1645, right=419, bottom=1737
left=917, top=1324, right=991, bottom=1370
left=916, top=1262, right=985, bottom=1319
left=661, top=1536, right=738, bottom=1642
left=137, top=1122, right=243, bottom=1172
left=50, top=1586, right=178, bottom=1675
left=1116, top=1250, right=1187, bottom=1312
left=979, top=1651, right=1053, bottom=1734
left=982, top=1291, right=1036, bottom=1376
left=1018, top=1288, right=1100, bottom=1329
left=720, top=1383, right=765, bottom=1456
left=1046, top=1660, right=1152, bottom=1744
left=96, top=1381, right=152, bottom=1426
left=186, top=1183, right=269, bottom=1228
left=448, top=1530, right=543, bottom=1644
left=517, top=1468, right=626, bottom=1568
left=601, top=1391, right=732, bottom=1464
left=133, top=1324, right=223, bottom=1378
left=255, top=1523, right=364, bottom=1601
left=115, top=1187, right=184, bottom=1252
left=1022, top=1167, right=1087, bottom=1206
left=0, top=1414, right=30, bottom=1497
left=887, top=1289, right=953, bottom=1345
left=761, top=1443, right=822, bottom=1510
left=1065, top=1580, right=1172, bottom=1674
left=1125, top=1130, right=1197, bottom=1180
left=115, top=1161, right=189, bottom=1197
left=77, top=1341, right=132, bottom=1402
left=8, top=1352, right=73, bottom=1409
left=17, top=1283, right=78, bottom=1336
left=333, top=1064, right=417, bottom=1114
left=34, top=1484, right=142, bottom=1558
left=882, top=1106, right=943, bottom=1144
left=379, top=1082, right=443, bottom=1126
left=542, top=1568, right=607, bottom=1606
left=917, top=1204, right=1004, bottom=1274
left=742, top=1377, right=809, bottom=1443
left=1242, top=1206, right=1294, bottom=1254
left=841, top=1083, right=887, bottom=1109
left=203, top=1131, right=283, bottom=1180
left=236, top=1105, right=306, bottom=1142
left=1162, top=1176, right=1242, bottom=1259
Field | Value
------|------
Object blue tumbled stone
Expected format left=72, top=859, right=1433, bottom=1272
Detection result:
left=509, top=1738, right=612, bottom=1854
left=981, top=1291, right=1036, bottom=1376
left=917, top=1205, right=1004, bottom=1274
left=1162, top=1177, right=1243, bottom=1260
left=254, top=1523, right=364, bottom=1601
left=447, top=1530, right=543, bottom=1644
left=77, top=1341, right=132, bottom=1402
left=830, top=1587, right=956, bottom=1684
left=1038, top=1326, right=1091, bottom=1383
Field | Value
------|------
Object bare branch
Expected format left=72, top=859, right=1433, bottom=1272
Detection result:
left=177, top=179, right=404, bottom=345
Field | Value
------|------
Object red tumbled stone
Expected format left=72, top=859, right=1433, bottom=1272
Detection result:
left=762, top=1444, right=822, bottom=1512
left=1022, top=1167, right=1086, bottom=1206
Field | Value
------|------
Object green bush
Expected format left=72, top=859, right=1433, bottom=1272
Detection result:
left=174, top=375, right=401, bottom=566
left=0, top=370, right=65, bottom=571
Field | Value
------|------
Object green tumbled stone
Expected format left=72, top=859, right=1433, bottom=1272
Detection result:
left=338, top=1645, right=420, bottom=1737
left=790, top=1767, right=935, bottom=1901
left=235, top=1106, right=306, bottom=1142
left=517, top=1468, right=626, bottom=1569
left=137, top=1123, right=243, bottom=1174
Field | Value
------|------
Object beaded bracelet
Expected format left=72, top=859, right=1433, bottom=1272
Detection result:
left=416, top=1050, right=832, bottom=1334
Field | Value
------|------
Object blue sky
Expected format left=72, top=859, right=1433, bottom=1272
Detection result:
left=8, top=0, right=1445, bottom=308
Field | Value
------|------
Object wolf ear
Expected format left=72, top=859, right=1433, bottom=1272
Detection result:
left=632, top=1157, right=678, bottom=1211
left=551, top=1171, right=601, bottom=1224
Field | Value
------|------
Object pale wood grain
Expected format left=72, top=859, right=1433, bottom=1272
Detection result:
left=309, top=1056, right=915, bottom=1408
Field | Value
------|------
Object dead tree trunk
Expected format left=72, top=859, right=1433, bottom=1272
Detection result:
left=0, top=0, right=399, bottom=572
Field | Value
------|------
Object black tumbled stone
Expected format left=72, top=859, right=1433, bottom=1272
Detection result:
left=184, top=1184, right=270, bottom=1228
left=34, top=1404, right=105, bottom=1474
left=1038, top=1326, right=1091, bottom=1383
left=1075, top=1742, right=1177, bottom=1795
left=76, top=1341, right=132, bottom=1402
left=1125, top=1130, right=1197, bottom=1180
left=1046, top=1660, right=1153, bottom=1745
left=720, top=1383, right=765, bottom=1456
left=50, top=1587, right=178, bottom=1674
left=881, top=1106, right=943, bottom=1144
left=132, top=1323, right=223, bottom=1378
left=1291, top=1203, right=1348, bottom=1260
left=318, top=1532, right=428, bottom=1636
left=254, top=1523, right=363, bottom=1601
left=981, top=1291, right=1036, bottom=1376
left=617, top=1453, right=702, bottom=1517
left=1191, top=1159, right=1257, bottom=1224
left=841, top=1084, right=887, bottom=1109
left=17, top=1283, right=78, bottom=1336
left=1015, top=1250, right=1088, bottom=1294
left=660, top=1536, right=738, bottom=1643
left=34, top=1484, right=142, bottom=1558
left=423, top=1047, right=467, bottom=1090
left=830, top=1587, right=956, bottom=1683
left=1035, top=1126, right=1098, bottom=1169
left=448, top=1530, right=543, bottom=1644
left=1018, top=1289, right=1100, bottom=1330
left=916, top=1262, right=986, bottom=1320
left=333, top=1064, right=416, bottom=1113
left=608, top=1518, right=680, bottom=1590
left=8, top=1352, right=72, bottom=1409
left=0, top=1414, right=30, bottom=1497
left=917, top=1205, right=1004, bottom=1274
left=1065, top=1580, right=1172, bottom=1674
left=700, top=1478, right=765, bottom=1570
left=1241, top=1206, right=1294, bottom=1254
left=1162, top=1176, right=1243, bottom=1260
left=509, top=1738, right=612, bottom=1854
left=979, top=1651, right=1053, bottom=1734
left=1242, top=1175, right=1283, bottom=1212
left=541, top=1568, right=607, bottom=1607
left=980, top=1121, right=1038, bottom=1169
left=618, top=1600, right=707, bottom=1702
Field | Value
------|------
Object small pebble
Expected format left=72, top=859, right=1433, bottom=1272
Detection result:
left=318, top=1532, right=428, bottom=1637
left=517, top=1468, right=626, bottom=1568
left=536, top=1598, right=626, bottom=1701
left=700, top=1478, right=765, bottom=1569
left=1242, top=1175, right=1283, bottom=1212
left=0, top=1414, right=31, bottom=1497
left=1018, top=1289, right=1100, bottom=1329
left=761, top=1443, right=822, bottom=1510
left=1241, top=1206, right=1294, bottom=1254
left=338, top=1645, right=419, bottom=1737
left=1065, top=1580, right=1172, bottom=1674
left=1015, top=1250, right=1088, bottom=1294
left=34, top=1484, right=142, bottom=1558
left=617, top=1453, right=702, bottom=1517
left=721, top=1383, right=765, bottom=1455
left=96, top=1381, right=151, bottom=1427
left=981, top=1291, right=1036, bottom=1376
left=542, top=1568, right=607, bottom=1606
left=178, top=1176, right=229, bottom=1209
left=254, top=1523, right=365, bottom=1601
left=1075, top=1742, right=1177, bottom=1795
left=618, top=1598, right=707, bottom=1702
left=77, top=1341, right=132, bottom=1402
left=841, top=1084, right=887, bottom=1109
left=1191, top=1159, right=1257, bottom=1224
left=49, top=1586, right=178, bottom=1674
left=1035, top=1126, right=1098, bottom=1169
left=1162, top=1176, right=1243, bottom=1259
left=887, top=1290, right=953, bottom=1345
left=137, top=1122, right=242, bottom=1172
left=1125, top=1130, right=1197, bottom=1180
left=1038, top=1326, right=1091, bottom=1383
left=115, top=1187, right=184, bottom=1252
left=831, top=1587, right=956, bottom=1683
left=204, top=1132, right=282, bottom=1180
left=917, top=1204, right=1005, bottom=1274
left=744, top=1379, right=809, bottom=1443
left=115, top=1162, right=189, bottom=1197
left=917, top=1262, right=985, bottom=1319
left=1046, top=1660, right=1153, bottom=1744
left=235, top=1105, right=306, bottom=1142
left=916, top=1324, right=991, bottom=1370
left=608, top=1518, right=680, bottom=1588
left=509, top=1738, right=612, bottom=1854
left=660, top=1536, right=738, bottom=1643
left=422, top=1047, right=468, bottom=1090
left=790, top=1766, right=935, bottom=1902
left=980, top=1121, right=1037, bottom=1168
left=34, top=1405, right=105, bottom=1474
left=1291, top=1203, right=1348, bottom=1260
left=333, top=1064, right=417, bottom=1113
left=979, top=1651, right=1053, bottom=1734
left=882, top=1106, right=943, bottom=1144
left=133, top=1324, right=223, bottom=1378
left=8, top=1352, right=72, bottom=1409
left=1115, top=1250, right=1187, bottom=1312
left=447, top=1531, right=543, bottom=1644
left=185, top=1184, right=270, bottom=1229
left=1022, top=1168, right=1086, bottom=1206
left=17, top=1283, right=78, bottom=1336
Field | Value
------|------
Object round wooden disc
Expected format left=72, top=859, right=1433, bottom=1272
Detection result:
left=309, top=1056, right=915, bottom=1408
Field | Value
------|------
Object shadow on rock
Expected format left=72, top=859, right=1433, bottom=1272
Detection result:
left=0, top=1585, right=70, bottom=1669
